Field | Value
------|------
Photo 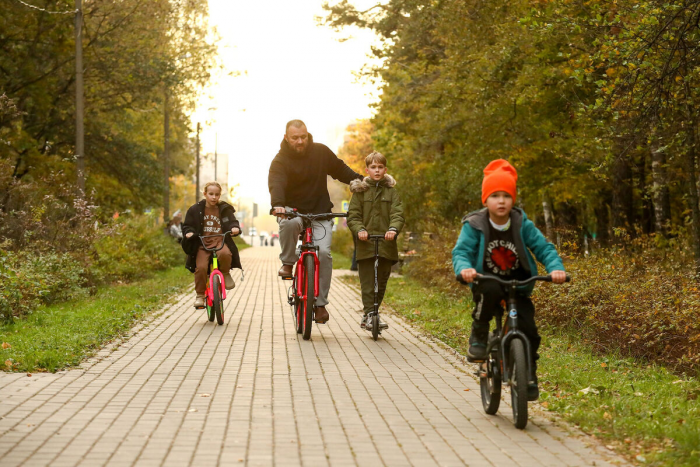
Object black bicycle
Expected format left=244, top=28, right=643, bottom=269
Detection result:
left=468, top=273, right=570, bottom=429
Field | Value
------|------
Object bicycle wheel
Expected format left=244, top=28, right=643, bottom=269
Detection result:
left=372, top=314, right=379, bottom=341
left=302, top=254, right=315, bottom=340
left=509, top=339, right=529, bottom=429
left=294, top=281, right=303, bottom=334
left=480, top=349, right=501, bottom=415
left=213, top=275, right=224, bottom=325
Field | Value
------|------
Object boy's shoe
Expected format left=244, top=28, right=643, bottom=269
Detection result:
left=194, top=295, right=205, bottom=308
left=224, top=272, right=235, bottom=290
left=360, top=313, right=368, bottom=329
left=527, top=375, right=540, bottom=401
left=363, top=313, right=388, bottom=330
left=467, top=324, right=489, bottom=361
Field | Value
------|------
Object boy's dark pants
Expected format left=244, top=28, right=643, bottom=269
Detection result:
left=471, top=281, right=541, bottom=366
left=357, top=257, right=393, bottom=314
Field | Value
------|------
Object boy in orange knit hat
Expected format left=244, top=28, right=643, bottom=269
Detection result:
left=452, top=159, right=566, bottom=400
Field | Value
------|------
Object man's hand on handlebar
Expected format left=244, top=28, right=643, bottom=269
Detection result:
left=358, top=230, right=368, bottom=241
left=272, top=206, right=287, bottom=219
left=231, top=227, right=240, bottom=236
left=460, top=268, right=478, bottom=283
left=385, top=230, right=397, bottom=241
left=550, top=270, right=567, bottom=284
left=186, top=232, right=194, bottom=239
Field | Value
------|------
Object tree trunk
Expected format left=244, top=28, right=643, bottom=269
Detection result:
left=595, top=191, right=611, bottom=245
left=163, top=91, right=170, bottom=223
left=542, top=195, right=554, bottom=241
left=651, top=147, right=671, bottom=237
left=685, top=128, right=700, bottom=276
left=611, top=153, right=634, bottom=234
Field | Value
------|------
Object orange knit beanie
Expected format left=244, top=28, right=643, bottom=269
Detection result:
left=481, top=159, right=518, bottom=204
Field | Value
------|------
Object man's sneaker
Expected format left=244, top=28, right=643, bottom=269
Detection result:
left=467, top=323, right=489, bottom=361
left=224, top=272, right=235, bottom=290
left=527, top=375, right=540, bottom=401
left=360, top=314, right=368, bottom=329
left=194, top=295, right=205, bottom=308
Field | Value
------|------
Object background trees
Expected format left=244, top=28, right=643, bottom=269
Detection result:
left=323, top=0, right=700, bottom=266
left=0, top=0, right=216, bottom=214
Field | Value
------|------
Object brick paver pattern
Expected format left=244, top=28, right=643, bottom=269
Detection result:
left=0, top=247, right=626, bottom=466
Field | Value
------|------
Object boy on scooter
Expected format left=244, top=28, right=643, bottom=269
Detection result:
left=452, top=159, right=566, bottom=400
left=348, top=152, right=405, bottom=330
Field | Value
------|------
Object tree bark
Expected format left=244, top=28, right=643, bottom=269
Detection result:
left=651, top=146, right=671, bottom=237
left=163, top=91, right=170, bottom=223
left=685, top=128, right=700, bottom=276
left=611, top=153, right=634, bottom=234
left=542, top=195, right=554, bottom=241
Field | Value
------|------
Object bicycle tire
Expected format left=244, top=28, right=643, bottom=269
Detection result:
left=480, top=351, right=502, bottom=415
left=206, top=301, right=215, bottom=322
left=509, top=339, right=529, bottom=429
left=302, top=255, right=315, bottom=340
left=372, top=314, right=379, bottom=341
left=294, top=280, right=303, bottom=334
left=213, top=275, right=224, bottom=325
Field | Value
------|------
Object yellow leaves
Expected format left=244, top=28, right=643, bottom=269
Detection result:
left=603, top=412, right=613, bottom=420
left=606, top=67, right=616, bottom=76
left=1, top=342, right=10, bottom=350
left=601, top=362, right=608, bottom=368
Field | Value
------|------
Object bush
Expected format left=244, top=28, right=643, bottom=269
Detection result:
left=331, top=227, right=355, bottom=258
left=0, top=250, right=88, bottom=321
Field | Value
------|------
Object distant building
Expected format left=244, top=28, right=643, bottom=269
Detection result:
left=198, top=153, right=229, bottom=201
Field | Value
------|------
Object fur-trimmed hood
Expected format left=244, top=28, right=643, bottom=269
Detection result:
left=349, top=174, right=396, bottom=193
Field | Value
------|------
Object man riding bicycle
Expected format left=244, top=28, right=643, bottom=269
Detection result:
left=268, top=119, right=362, bottom=324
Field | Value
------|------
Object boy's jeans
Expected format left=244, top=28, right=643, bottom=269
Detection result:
left=471, top=280, right=541, bottom=364
left=357, top=257, right=393, bottom=314
left=277, top=215, right=333, bottom=307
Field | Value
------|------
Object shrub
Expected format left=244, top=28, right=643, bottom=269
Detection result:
left=331, top=226, right=355, bottom=258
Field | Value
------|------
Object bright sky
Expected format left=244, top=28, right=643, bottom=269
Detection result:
left=193, top=0, right=381, bottom=209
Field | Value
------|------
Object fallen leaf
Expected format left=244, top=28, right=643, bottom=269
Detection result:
left=633, top=334, right=640, bottom=339
left=1, top=342, right=10, bottom=349
left=26, top=373, right=32, bottom=377
left=463, top=389, right=470, bottom=391
left=636, top=454, right=646, bottom=463
left=4, top=359, right=12, bottom=370
left=579, top=386, right=599, bottom=395
left=601, top=362, right=607, bottom=368
left=541, top=401, right=549, bottom=408
left=604, top=412, right=612, bottom=420
left=677, top=419, right=685, bottom=424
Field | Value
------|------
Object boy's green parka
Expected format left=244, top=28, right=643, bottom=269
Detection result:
left=347, top=175, right=405, bottom=262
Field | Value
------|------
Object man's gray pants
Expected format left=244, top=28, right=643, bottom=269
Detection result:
left=278, top=216, right=334, bottom=307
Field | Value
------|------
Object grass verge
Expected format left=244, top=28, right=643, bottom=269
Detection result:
left=0, top=266, right=192, bottom=373
left=332, top=251, right=353, bottom=270
left=341, top=274, right=700, bottom=467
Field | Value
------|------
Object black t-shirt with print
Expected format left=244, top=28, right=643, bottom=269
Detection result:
left=484, top=222, right=529, bottom=280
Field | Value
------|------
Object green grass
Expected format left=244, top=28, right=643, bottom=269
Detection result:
left=332, top=250, right=353, bottom=270
left=234, top=236, right=251, bottom=250
left=342, top=275, right=700, bottom=467
left=0, top=267, right=192, bottom=373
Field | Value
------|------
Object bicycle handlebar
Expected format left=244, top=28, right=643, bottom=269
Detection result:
left=280, top=208, right=347, bottom=221
left=472, top=273, right=571, bottom=286
left=198, top=231, right=231, bottom=252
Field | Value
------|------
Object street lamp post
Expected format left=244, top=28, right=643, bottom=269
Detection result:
left=75, top=0, right=85, bottom=193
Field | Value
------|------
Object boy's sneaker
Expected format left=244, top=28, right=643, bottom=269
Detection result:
left=194, top=295, right=205, bottom=308
left=360, top=313, right=368, bottom=329
left=467, top=324, right=489, bottom=361
left=224, top=272, right=235, bottom=290
left=527, top=375, right=539, bottom=401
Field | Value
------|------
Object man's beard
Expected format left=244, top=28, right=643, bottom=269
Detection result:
left=290, top=140, right=309, bottom=155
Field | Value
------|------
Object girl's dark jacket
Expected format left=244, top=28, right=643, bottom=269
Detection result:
left=181, top=200, right=243, bottom=273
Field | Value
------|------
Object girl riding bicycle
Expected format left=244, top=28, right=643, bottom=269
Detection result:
left=182, top=181, right=243, bottom=308
left=452, top=160, right=566, bottom=401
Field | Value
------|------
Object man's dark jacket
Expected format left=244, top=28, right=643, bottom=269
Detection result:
left=268, top=134, right=362, bottom=214
left=181, top=200, right=243, bottom=273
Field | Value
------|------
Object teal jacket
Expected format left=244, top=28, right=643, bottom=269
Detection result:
left=452, top=208, right=564, bottom=295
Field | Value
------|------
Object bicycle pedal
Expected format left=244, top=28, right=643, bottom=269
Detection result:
left=194, top=306, right=205, bottom=310
left=467, top=356, right=486, bottom=363
left=280, top=275, right=293, bottom=281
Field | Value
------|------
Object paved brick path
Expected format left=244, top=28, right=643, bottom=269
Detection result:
left=0, top=247, right=626, bottom=466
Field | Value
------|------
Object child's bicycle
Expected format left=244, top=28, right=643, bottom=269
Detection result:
left=469, top=273, right=570, bottom=429
left=364, top=235, right=392, bottom=341
left=194, top=232, right=232, bottom=325
left=279, top=208, right=347, bottom=340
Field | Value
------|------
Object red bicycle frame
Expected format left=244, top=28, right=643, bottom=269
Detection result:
left=295, top=225, right=320, bottom=303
